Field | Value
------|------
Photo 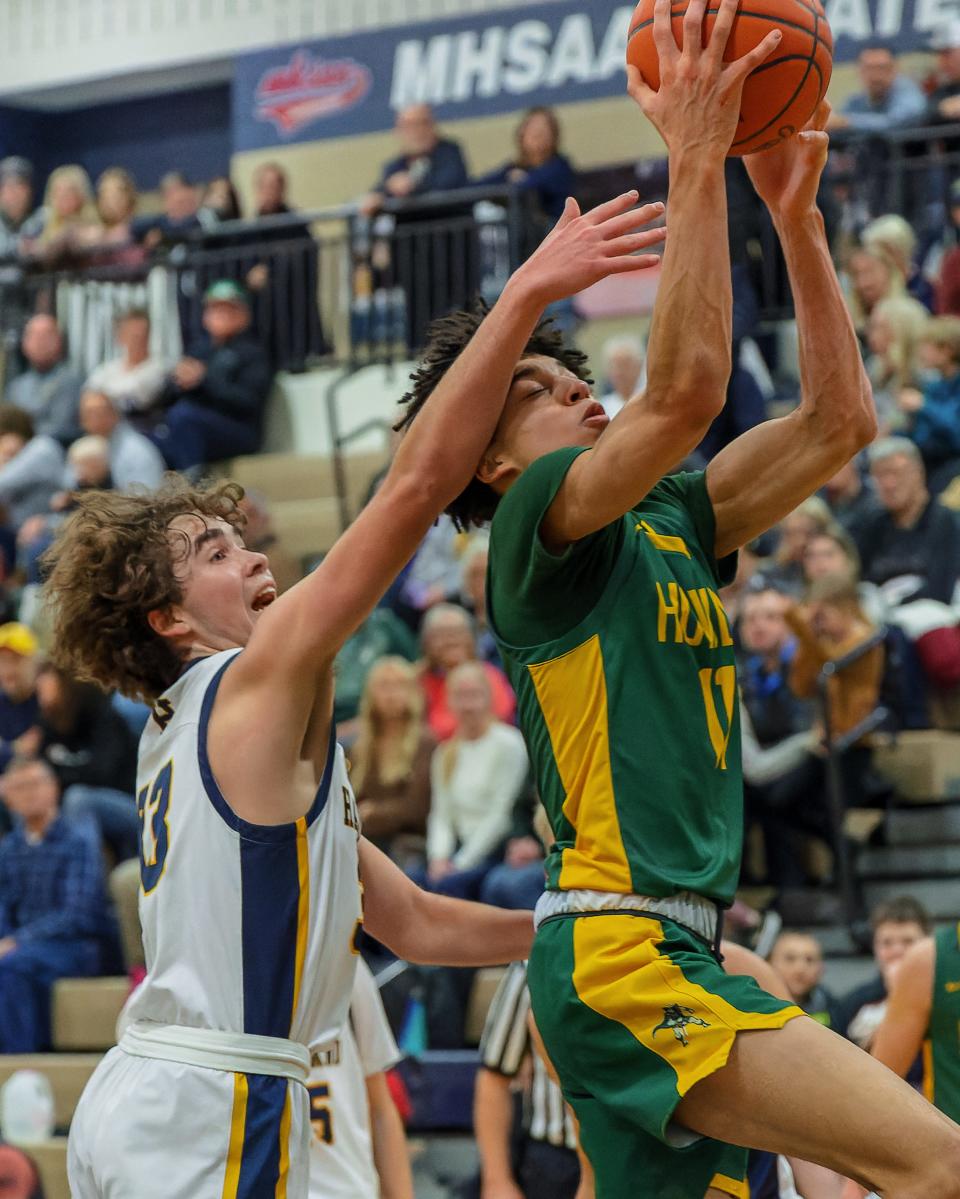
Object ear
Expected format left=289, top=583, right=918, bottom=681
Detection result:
left=147, top=606, right=191, bottom=642
left=476, top=448, right=513, bottom=490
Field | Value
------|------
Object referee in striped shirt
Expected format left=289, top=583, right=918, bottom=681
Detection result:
left=471, top=960, right=586, bottom=1199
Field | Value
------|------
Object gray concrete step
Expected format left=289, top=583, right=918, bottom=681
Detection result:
left=863, top=878, right=960, bottom=921
left=886, top=804, right=960, bottom=847
left=857, top=844, right=960, bottom=880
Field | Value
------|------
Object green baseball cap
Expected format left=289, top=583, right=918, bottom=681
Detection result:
left=203, top=279, right=250, bottom=307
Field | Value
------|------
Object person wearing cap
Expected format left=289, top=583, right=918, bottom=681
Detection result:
left=929, top=20, right=960, bottom=123
left=0, top=624, right=39, bottom=795
left=152, top=279, right=273, bottom=471
left=0, top=158, right=43, bottom=261
left=0, top=755, right=116, bottom=1053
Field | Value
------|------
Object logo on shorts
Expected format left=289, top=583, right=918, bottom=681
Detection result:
left=653, top=1004, right=711, bottom=1046
left=255, top=51, right=372, bottom=135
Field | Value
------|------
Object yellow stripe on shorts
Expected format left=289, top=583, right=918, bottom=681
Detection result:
left=275, top=1088, right=292, bottom=1199
left=710, top=1172, right=750, bottom=1198
left=572, top=914, right=803, bottom=1097
left=222, top=1073, right=249, bottom=1199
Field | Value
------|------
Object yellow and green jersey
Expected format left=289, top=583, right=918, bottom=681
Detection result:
left=488, top=447, right=742, bottom=907
left=924, top=922, right=960, bottom=1123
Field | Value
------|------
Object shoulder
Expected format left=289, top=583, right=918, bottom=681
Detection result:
left=491, top=447, right=589, bottom=539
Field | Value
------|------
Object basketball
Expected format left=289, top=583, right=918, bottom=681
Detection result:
left=626, top=0, right=833, bottom=156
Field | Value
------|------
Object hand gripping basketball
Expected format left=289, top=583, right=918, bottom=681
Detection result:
left=627, top=0, right=784, bottom=158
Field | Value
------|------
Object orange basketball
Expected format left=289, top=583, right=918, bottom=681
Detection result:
left=626, top=0, right=833, bottom=156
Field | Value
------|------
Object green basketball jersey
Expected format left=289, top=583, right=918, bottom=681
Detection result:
left=488, top=447, right=741, bottom=906
left=925, top=923, right=960, bottom=1122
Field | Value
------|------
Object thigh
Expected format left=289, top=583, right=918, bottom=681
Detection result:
left=674, top=1015, right=960, bottom=1195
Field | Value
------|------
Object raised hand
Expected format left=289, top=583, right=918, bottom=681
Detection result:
left=744, top=101, right=831, bottom=222
left=517, top=191, right=666, bottom=306
left=628, top=0, right=783, bottom=158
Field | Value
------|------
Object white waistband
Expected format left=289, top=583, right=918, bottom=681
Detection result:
left=533, top=889, right=721, bottom=944
left=119, top=1021, right=311, bottom=1084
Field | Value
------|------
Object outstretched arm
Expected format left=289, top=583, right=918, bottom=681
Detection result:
left=359, top=838, right=533, bottom=965
left=541, top=0, right=782, bottom=549
left=707, top=104, right=877, bottom=559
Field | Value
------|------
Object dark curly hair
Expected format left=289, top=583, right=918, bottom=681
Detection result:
left=41, top=477, right=246, bottom=702
left=395, top=301, right=591, bottom=530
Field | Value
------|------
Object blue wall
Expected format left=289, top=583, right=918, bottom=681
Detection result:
left=0, top=84, right=231, bottom=197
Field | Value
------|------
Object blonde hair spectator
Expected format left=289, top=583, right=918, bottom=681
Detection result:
left=40, top=164, right=98, bottom=245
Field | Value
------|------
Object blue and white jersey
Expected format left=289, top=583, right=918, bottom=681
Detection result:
left=124, top=649, right=362, bottom=1050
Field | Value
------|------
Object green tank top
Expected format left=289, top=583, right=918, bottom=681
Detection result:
left=926, top=922, right=960, bottom=1122
left=488, top=448, right=741, bottom=906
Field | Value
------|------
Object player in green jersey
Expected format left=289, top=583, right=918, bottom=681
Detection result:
left=395, top=0, right=960, bottom=1193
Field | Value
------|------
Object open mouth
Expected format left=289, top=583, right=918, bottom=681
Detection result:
left=251, top=586, right=277, bottom=613
left=581, top=402, right=609, bottom=428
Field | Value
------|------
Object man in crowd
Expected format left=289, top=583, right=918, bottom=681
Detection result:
left=84, top=309, right=167, bottom=421
left=833, top=44, right=926, bottom=132
left=152, top=279, right=273, bottom=471
left=929, top=19, right=960, bottom=124
left=76, top=390, right=165, bottom=490
left=768, top=931, right=836, bottom=1028
left=0, top=756, right=115, bottom=1052
left=0, top=157, right=43, bottom=259
left=362, top=105, right=468, bottom=216
left=599, top=335, right=646, bottom=419
left=131, top=171, right=200, bottom=247
left=6, top=315, right=82, bottom=446
left=0, top=405, right=65, bottom=533
left=857, top=436, right=960, bottom=606
left=822, top=459, right=884, bottom=546
left=0, top=623, right=39, bottom=790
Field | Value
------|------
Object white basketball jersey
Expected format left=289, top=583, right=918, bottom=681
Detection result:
left=125, top=649, right=362, bottom=1049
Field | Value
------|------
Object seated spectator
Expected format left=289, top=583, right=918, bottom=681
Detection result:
left=0, top=756, right=115, bottom=1052
left=897, top=315, right=960, bottom=492
left=832, top=43, right=927, bottom=133
left=599, top=334, right=646, bottom=419
left=859, top=437, right=960, bottom=606
left=85, top=309, right=168, bottom=422
left=22, top=164, right=100, bottom=267
left=348, top=657, right=433, bottom=868
left=73, top=167, right=144, bottom=269
left=768, top=931, right=837, bottom=1027
left=0, top=624, right=40, bottom=783
left=6, top=315, right=82, bottom=446
left=419, top=603, right=515, bottom=741
left=928, top=19, right=960, bottom=125
left=458, top=538, right=499, bottom=665
left=932, top=178, right=960, bottom=316
left=361, top=105, right=468, bottom=217
left=423, top=662, right=528, bottom=899
left=801, top=527, right=886, bottom=626
left=863, top=214, right=936, bottom=312
left=0, top=405, right=65, bottom=532
left=76, top=390, right=165, bottom=491
left=152, top=280, right=273, bottom=471
left=471, top=960, right=582, bottom=1199
left=822, top=459, right=885, bottom=548
left=333, top=609, right=419, bottom=729
left=478, top=790, right=546, bottom=912
left=0, top=156, right=43, bottom=259
left=35, top=664, right=140, bottom=862
left=764, top=497, right=838, bottom=596
left=786, top=574, right=885, bottom=743
left=198, top=176, right=242, bottom=228
left=394, top=515, right=465, bottom=628
left=834, top=894, right=931, bottom=1051
left=476, top=105, right=576, bottom=223
left=847, top=243, right=906, bottom=337
left=131, top=170, right=200, bottom=247
left=865, top=295, right=929, bottom=431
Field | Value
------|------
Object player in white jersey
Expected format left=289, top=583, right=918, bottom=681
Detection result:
left=45, top=191, right=665, bottom=1199
left=306, top=960, right=412, bottom=1199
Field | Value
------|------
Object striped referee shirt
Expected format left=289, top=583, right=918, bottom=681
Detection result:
left=479, top=960, right=578, bottom=1151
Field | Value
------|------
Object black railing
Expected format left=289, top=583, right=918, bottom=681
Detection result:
left=817, top=628, right=890, bottom=946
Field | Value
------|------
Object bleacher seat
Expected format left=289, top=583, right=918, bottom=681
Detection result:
left=29, top=1138, right=70, bottom=1199
left=0, top=1054, right=100, bottom=1130
left=874, top=731, right=960, bottom=803
left=463, top=966, right=507, bottom=1045
left=52, top=977, right=128, bottom=1052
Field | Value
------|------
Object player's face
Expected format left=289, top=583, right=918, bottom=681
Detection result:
left=874, top=920, right=926, bottom=980
left=165, top=514, right=276, bottom=651
left=481, top=355, right=606, bottom=491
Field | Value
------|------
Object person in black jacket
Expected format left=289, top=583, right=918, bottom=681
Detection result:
left=34, top=663, right=140, bottom=861
left=152, top=280, right=274, bottom=471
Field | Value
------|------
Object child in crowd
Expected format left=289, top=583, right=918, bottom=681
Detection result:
left=768, top=931, right=836, bottom=1028
left=897, top=315, right=960, bottom=492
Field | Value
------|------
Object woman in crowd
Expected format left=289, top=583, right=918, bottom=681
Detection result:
left=198, top=176, right=243, bottom=228
left=865, top=294, right=929, bottom=432
left=847, top=242, right=907, bottom=338
left=24, top=165, right=100, bottom=267
left=801, top=527, right=887, bottom=626
left=424, top=661, right=529, bottom=899
left=765, top=496, right=839, bottom=596
left=348, top=656, right=434, bottom=868
left=477, top=106, right=576, bottom=223
left=418, top=603, right=515, bottom=741
left=863, top=212, right=936, bottom=312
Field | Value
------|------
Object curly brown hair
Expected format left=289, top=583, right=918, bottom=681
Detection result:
left=395, top=301, right=591, bottom=530
left=42, top=477, right=246, bottom=702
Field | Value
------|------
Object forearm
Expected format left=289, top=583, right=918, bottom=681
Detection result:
left=774, top=211, right=874, bottom=447
left=369, top=1076, right=414, bottom=1199
left=645, top=155, right=732, bottom=409
left=475, top=1069, right=520, bottom=1189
